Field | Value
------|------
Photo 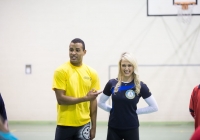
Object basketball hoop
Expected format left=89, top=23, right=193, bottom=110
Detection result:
left=175, top=2, right=196, bottom=23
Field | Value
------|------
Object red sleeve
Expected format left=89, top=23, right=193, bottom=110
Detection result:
left=190, top=126, right=200, bottom=140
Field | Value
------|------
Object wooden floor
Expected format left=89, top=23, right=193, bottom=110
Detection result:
left=9, top=121, right=194, bottom=140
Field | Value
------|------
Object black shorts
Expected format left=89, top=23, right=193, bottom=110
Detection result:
left=55, top=122, right=90, bottom=140
left=107, top=126, right=139, bottom=140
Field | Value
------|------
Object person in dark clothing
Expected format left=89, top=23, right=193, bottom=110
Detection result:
left=0, top=93, right=18, bottom=140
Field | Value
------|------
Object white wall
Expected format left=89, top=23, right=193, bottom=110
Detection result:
left=0, top=0, right=200, bottom=122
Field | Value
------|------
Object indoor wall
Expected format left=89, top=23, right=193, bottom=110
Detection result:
left=0, top=0, right=200, bottom=122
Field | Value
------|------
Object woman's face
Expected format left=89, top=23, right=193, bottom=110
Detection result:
left=120, top=59, right=134, bottom=78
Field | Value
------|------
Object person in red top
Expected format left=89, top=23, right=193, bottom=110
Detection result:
left=189, top=84, right=200, bottom=129
left=190, top=126, right=200, bottom=140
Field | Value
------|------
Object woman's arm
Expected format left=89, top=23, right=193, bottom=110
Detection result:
left=136, top=95, right=158, bottom=115
left=97, top=93, right=112, bottom=112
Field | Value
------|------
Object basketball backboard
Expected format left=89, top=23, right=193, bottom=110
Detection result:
left=147, top=0, right=200, bottom=16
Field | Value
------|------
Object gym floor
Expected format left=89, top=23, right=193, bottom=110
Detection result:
left=9, top=121, right=194, bottom=140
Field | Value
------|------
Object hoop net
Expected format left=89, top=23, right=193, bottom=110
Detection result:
left=175, top=2, right=196, bottom=23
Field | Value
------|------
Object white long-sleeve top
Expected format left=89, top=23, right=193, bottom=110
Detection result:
left=98, top=93, right=158, bottom=114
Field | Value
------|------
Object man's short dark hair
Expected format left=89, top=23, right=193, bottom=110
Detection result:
left=71, top=38, right=85, bottom=50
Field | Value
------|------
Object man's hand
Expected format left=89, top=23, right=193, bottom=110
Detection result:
left=85, top=89, right=102, bottom=101
left=90, top=126, right=96, bottom=140
left=90, top=128, right=96, bottom=140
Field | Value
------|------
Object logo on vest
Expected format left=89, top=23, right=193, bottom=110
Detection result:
left=84, top=76, right=91, bottom=80
left=125, top=90, right=135, bottom=99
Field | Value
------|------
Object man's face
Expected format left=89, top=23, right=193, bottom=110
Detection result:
left=69, top=42, right=86, bottom=66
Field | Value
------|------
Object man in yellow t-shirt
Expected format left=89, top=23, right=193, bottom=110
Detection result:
left=52, top=38, right=101, bottom=140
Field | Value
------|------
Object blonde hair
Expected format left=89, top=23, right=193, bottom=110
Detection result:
left=114, top=52, right=141, bottom=95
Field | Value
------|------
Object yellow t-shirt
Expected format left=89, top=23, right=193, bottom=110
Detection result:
left=52, top=61, right=100, bottom=126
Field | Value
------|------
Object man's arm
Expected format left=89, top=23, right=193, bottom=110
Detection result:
left=0, top=116, right=8, bottom=132
left=3, top=120, right=8, bottom=130
left=0, top=94, right=8, bottom=130
left=189, top=87, right=197, bottom=118
left=90, top=99, right=97, bottom=140
left=54, top=89, right=100, bottom=105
